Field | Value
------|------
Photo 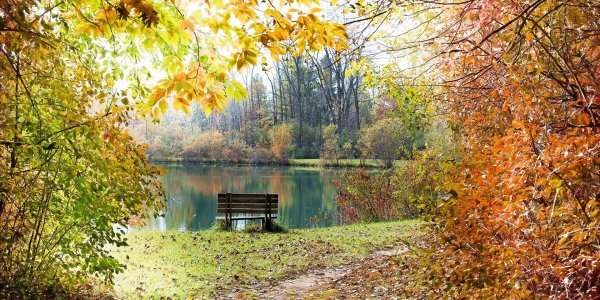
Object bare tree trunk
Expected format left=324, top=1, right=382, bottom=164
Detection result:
left=266, top=72, right=277, bottom=125
left=294, top=57, right=304, bottom=150
left=354, top=76, right=360, bottom=130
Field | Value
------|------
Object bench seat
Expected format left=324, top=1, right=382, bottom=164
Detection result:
left=216, top=216, right=278, bottom=221
left=217, top=193, right=278, bottom=230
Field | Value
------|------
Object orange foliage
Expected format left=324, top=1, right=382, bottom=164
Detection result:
left=432, top=0, right=599, bottom=298
left=269, top=123, right=294, bottom=161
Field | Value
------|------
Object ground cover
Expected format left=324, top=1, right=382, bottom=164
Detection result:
left=109, top=220, right=422, bottom=299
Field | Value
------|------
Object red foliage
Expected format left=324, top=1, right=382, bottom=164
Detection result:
left=371, top=96, right=399, bottom=123
left=428, top=0, right=600, bottom=298
left=334, top=168, right=404, bottom=222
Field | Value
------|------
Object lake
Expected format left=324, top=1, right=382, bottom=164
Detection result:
left=144, top=164, right=342, bottom=231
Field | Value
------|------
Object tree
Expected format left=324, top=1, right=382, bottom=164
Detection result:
left=269, top=124, right=294, bottom=162
left=359, top=119, right=407, bottom=168
left=320, top=124, right=340, bottom=165
left=0, top=4, right=165, bottom=293
left=0, top=0, right=348, bottom=295
left=342, top=141, right=354, bottom=159
left=434, top=1, right=599, bottom=296
left=354, top=0, right=599, bottom=297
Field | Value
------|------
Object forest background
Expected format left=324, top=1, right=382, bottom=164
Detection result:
left=0, top=0, right=597, bottom=298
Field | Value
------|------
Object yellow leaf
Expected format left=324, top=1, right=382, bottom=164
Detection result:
left=525, top=31, right=535, bottom=42
left=157, top=99, right=167, bottom=114
left=147, top=88, right=166, bottom=108
left=225, top=80, right=248, bottom=102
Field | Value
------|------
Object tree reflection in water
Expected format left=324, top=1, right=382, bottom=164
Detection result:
left=143, top=164, right=341, bottom=231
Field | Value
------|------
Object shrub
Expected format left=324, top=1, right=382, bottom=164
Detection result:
left=147, top=136, right=166, bottom=157
left=269, top=123, right=294, bottom=162
left=242, top=221, right=288, bottom=233
left=240, top=125, right=271, bottom=149
left=334, top=168, right=409, bottom=223
left=342, top=141, right=355, bottom=159
left=392, top=145, right=453, bottom=217
left=359, top=118, right=408, bottom=167
left=268, top=221, right=288, bottom=233
left=334, top=142, right=452, bottom=224
left=0, top=115, right=165, bottom=298
left=130, top=121, right=200, bottom=159
left=297, top=125, right=320, bottom=158
left=320, top=124, right=340, bottom=165
left=181, top=130, right=226, bottom=161
left=222, top=139, right=248, bottom=162
left=248, top=147, right=274, bottom=164
left=210, top=219, right=230, bottom=231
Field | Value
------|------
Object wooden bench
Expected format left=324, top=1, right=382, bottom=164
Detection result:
left=217, top=193, right=278, bottom=230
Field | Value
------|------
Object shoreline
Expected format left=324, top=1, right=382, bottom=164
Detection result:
left=149, top=157, right=406, bottom=169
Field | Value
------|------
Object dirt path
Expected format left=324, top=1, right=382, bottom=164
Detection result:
left=221, top=247, right=409, bottom=300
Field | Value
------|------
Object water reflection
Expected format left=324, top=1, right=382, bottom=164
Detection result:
left=144, top=164, right=341, bottom=231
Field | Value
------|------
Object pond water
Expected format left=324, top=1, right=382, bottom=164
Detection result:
left=144, top=164, right=343, bottom=231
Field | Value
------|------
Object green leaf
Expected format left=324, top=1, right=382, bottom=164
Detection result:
left=225, top=80, right=247, bottom=102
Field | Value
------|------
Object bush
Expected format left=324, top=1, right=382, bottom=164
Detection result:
left=393, top=146, right=452, bottom=217
left=248, top=147, right=274, bottom=164
left=334, top=168, right=413, bottom=223
left=222, top=139, right=248, bottom=162
left=130, top=121, right=200, bottom=159
left=242, top=221, right=288, bottom=233
left=342, top=141, right=355, bottom=159
left=181, top=130, right=226, bottom=161
left=0, top=116, right=165, bottom=297
left=210, top=219, right=231, bottom=231
left=334, top=143, right=452, bottom=223
left=240, top=126, right=271, bottom=149
left=320, top=124, right=340, bottom=165
left=359, top=118, right=408, bottom=167
left=267, top=221, right=288, bottom=233
left=297, top=125, right=320, bottom=158
left=269, top=123, right=294, bottom=162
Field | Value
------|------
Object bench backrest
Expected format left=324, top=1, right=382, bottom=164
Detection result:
left=217, top=193, right=278, bottom=214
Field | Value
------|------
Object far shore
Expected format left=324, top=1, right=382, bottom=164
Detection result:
left=148, top=157, right=407, bottom=169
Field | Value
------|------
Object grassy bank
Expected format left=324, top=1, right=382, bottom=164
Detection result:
left=109, top=220, right=422, bottom=299
left=289, top=158, right=406, bottom=168
left=150, top=157, right=407, bottom=168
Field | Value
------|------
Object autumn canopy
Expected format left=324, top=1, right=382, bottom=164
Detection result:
left=1, top=0, right=598, bottom=298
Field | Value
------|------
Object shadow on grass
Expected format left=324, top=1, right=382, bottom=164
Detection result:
left=211, top=219, right=289, bottom=233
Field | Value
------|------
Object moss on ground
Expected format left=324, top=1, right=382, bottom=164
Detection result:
left=110, top=220, right=422, bottom=299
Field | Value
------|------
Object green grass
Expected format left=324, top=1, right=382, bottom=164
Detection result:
left=288, top=159, right=407, bottom=168
left=150, top=157, right=407, bottom=169
left=109, top=220, right=422, bottom=299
